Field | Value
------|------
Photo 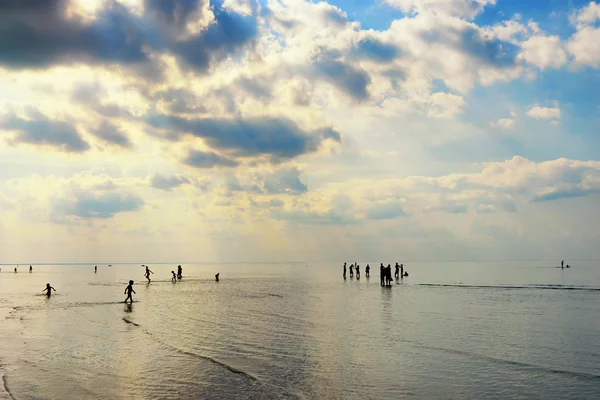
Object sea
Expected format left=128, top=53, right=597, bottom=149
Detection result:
left=0, top=261, right=599, bottom=400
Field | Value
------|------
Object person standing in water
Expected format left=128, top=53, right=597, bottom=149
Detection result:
left=349, top=264, right=354, bottom=278
left=144, top=266, right=153, bottom=283
left=124, top=280, right=136, bottom=303
left=343, top=262, right=347, bottom=279
left=394, top=263, right=400, bottom=278
left=177, top=265, right=182, bottom=280
left=356, top=264, right=360, bottom=279
left=14, top=267, right=17, bottom=273
left=42, top=283, right=56, bottom=297
left=95, top=265, right=97, bottom=273
left=380, top=263, right=385, bottom=285
left=29, top=265, right=32, bottom=273
left=215, top=273, right=220, bottom=282
left=365, top=264, right=370, bottom=277
left=171, top=271, right=177, bottom=283
left=561, top=260, right=564, bottom=269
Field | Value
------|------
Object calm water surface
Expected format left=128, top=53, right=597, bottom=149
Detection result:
left=1, top=261, right=600, bottom=399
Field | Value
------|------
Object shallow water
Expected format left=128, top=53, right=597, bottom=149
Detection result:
left=1, top=261, right=600, bottom=399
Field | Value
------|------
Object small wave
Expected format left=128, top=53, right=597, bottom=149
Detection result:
left=1, top=373, right=16, bottom=400
left=142, top=330, right=300, bottom=399
left=266, top=293, right=283, bottom=298
left=417, top=283, right=600, bottom=291
left=122, top=317, right=139, bottom=327
left=416, top=343, right=600, bottom=380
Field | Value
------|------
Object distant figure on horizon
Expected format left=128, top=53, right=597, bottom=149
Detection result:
left=171, top=271, right=177, bottom=283
left=144, top=266, right=153, bottom=283
left=349, top=264, right=354, bottom=278
left=394, top=263, right=400, bottom=278
left=14, top=267, right=17, bottom=273
left=43, top=283, right=56, bottom=297
left=400, top=264, right=404, bottom=277
left=215, top=273, right=220, bottom=282
left=561, top=260, right=564, bottom=269
left=356, top=264, right=360, bottom=279
left=343, top=262, right=347, bottom=279
left=95, top=265, right=97, bottom=273
left=566, top=264, right=571, bottom=268
left=380, top=263, right=385, bottom=286
left=365, top=264, right=370, bottom=277
left=29, top=265, right=32, bottom=273
left=177, top=265, right=182, bottom=280
left=124, top=280, right=136, bottom=303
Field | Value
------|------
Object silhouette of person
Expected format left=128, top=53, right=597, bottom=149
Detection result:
left=561, top=260, right=564, bottom=269
left=386, top=264, right=393, bottom=286
left=124, top=280, right=136, bottom=303
left=400, top=264, right=404, bottom=277
left=380, top=263, right=385, bottom=286
left=343, top=262, right=347, bottom=279
left=144, top=266, right=153, bottom=283
left=29, top=265, right=32, bottom=273
left=394, top=263, right=400, bottom=278
left=177, top=265, right=182, bottom=280
left=356, top=264, right=360, bottom=279
left=349, top=264, right=354, bottom=278
left=14, top=267, right=17, bottom=273
left=95, top=265, right=97, bottom=273
left=365, top=264, right=370, bottom=277
left=215, top=273, right=220, bottom=282
left=43, top=283, right=56, bottom=297
left=171, top=271, right=177, bottom=283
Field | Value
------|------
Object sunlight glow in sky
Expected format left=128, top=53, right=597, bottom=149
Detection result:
left=1, top=0, right=600, bottom=263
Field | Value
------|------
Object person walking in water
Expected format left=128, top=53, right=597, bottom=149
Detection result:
left=171, top=271, right=177, bottom=283
left=356, top=264, right=360, bottom=279
left=144, top=266, right=153, bottom=283
left=95, top=265, right=97, bottom=273
left=177, top=265, right=182, bottom=280
left=343, top=262, right=347, bottom=279
left=124, top=280, right=136, bottom=303
left=29, top=265, right=32, bottom=273
left=394, top=263, right=400, bottom=278
left=215, top=273, right=220, bottom=282
left=42, top=283, right=56, bottom=297
left=365, top=264, right=370, bottom=277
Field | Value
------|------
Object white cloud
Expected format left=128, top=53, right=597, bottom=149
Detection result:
left=526, top=104, right=561, bottom=119
left=491, top=118, right=515, bottom=129
left=518, top=35, right=567, bottom=69
left=567, top=26, right=600, bottom=68
left=571, top=1, right=600, bottom=28
left=384, top=0, right=496, bottom=19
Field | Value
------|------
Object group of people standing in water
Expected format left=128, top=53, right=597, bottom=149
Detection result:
left=343, top=262, right=408, bottom=285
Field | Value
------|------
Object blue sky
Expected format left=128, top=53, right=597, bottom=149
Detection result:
left=1, top=0, right=600, bottom=263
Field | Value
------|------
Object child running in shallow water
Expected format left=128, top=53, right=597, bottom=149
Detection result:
left=42, top=283, right=56, bottom=297
left=124, top=280, right=136, bottom=303
left=144, top=266, right=153, bottom=283
left=171, top=271, right=177, bottom=283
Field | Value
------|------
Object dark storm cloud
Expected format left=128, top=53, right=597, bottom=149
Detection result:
left=0, top=0, right=258, bottom=73
left=0, top=0, right=147, bottom=68
left=173, top=3, right=258, bottom=73
left=1, top=110, right=89, bottom=153
left=92, top=122, right=132, bottom=148
left=54, top=191, right=144, bottom=219
left=150, top=173, right=190, bottom=191
left=183, top=150, right=239, bottom=168
left=147, top=114, right=341, bottom=159
left=313, top=59, right=371, bottom=101
left=352, top=38, right=400, bottom=63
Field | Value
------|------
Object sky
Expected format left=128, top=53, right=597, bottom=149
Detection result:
left=1, top=0, right=600, bottom=264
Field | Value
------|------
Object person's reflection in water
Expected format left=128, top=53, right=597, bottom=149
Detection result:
left=43, top=283, right=56, bottom=297
left=124, top=303, right=132, bottom=313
